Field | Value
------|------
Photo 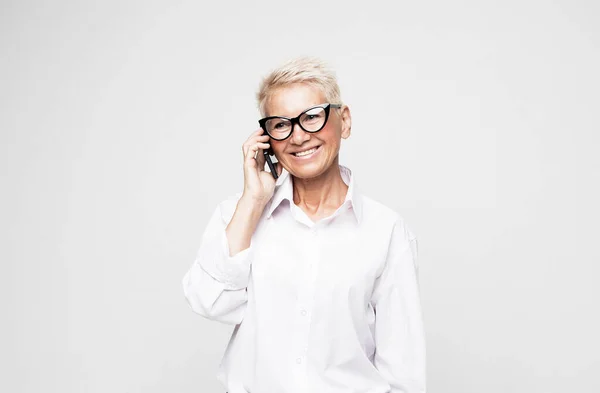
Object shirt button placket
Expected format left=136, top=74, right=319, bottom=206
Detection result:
left=293, top=225, right=319, bottom=390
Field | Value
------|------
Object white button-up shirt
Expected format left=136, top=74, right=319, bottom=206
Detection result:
left=183, top=165, right=426, bottom=393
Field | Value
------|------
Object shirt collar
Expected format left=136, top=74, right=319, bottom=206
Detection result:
left=266, top=164, right=363, bottom=224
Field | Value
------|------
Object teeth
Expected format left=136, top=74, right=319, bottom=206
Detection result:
left=294, top=147, right=317, bottom=157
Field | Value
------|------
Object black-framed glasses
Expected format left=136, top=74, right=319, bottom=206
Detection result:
left=258, top=103, right=342, bottom=141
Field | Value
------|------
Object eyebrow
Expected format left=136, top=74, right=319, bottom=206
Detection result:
left=266, top=103, right=326, bottom=118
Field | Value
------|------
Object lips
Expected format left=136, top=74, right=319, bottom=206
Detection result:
left=291, top=145, right=321, bottom=157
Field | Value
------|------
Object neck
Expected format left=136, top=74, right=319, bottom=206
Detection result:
left=292, top=158, right=348, bottom=218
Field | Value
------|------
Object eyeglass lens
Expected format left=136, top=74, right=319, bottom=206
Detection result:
left=265, top=106, right=327, bottom=139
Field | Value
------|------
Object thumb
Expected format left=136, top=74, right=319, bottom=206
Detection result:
left=256, top=148, right=266, bottom=171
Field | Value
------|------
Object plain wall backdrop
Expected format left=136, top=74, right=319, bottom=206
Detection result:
left=1, top=0, right=599, bottom=392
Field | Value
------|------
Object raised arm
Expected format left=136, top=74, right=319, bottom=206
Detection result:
left=182, top=128, right=282, bottom=324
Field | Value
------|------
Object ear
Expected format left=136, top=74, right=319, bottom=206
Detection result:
left=340, top=105, right=352, bottom=139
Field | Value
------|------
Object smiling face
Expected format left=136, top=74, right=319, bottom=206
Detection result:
left=265, top=83, right=351, bottom=180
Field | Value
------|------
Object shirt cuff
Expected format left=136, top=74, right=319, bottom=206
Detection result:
left=198, top=227, right=253, bottom=290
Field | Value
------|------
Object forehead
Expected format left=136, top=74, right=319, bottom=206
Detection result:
left=265, top=83, right=326, bottom=117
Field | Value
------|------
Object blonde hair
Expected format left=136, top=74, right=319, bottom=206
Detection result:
left=256, top=56, right=343, bottom=116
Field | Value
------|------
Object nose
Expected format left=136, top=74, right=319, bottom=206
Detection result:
left=289, top=121, right=310, bottom=145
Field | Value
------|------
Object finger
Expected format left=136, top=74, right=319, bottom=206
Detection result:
left=244, top=145, right=269, bottom=172
left=256, top=147, right=266, bottom=170
left=243, top=142, right=269, bottom=158
left=242, top=143, right=251, bottom=158
left=244, top=146, right=259, bottom=169
left=249, top=134, right=270, bottom=144
left=243, top=135, right=269, bottom=153
left=244, top=144, right=259, bottom=160
left=248, top=128, right=265, bottom=140
left=247, top=128, right=261, bottom=137
left=254, top=143, right=270, bottom=164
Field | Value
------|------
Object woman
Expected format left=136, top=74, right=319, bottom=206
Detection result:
left=183, top=57, right=426, bottom=393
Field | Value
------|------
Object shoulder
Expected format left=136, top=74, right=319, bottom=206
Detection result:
left=359, top=194, right=419, bottom=272
left=359, top=194, right=417, bottom=246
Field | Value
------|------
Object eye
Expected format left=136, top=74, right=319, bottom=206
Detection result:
left=304, top=108, right=324, bottom=119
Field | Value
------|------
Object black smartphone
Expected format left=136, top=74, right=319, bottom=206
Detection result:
left=262, top=131, right=278, bottom=179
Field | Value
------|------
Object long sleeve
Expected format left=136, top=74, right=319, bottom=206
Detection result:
left=182, top=196, right=253, bottom=325
left=371, top=218, right=426, bottom=393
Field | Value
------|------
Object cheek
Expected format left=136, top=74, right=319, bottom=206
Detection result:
left=271, top=141, right=288, bottom=159
left=321, top=125, right=342, bottom=147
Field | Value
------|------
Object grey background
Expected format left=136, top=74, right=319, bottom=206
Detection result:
left=2, top=0, right=599, bottom=392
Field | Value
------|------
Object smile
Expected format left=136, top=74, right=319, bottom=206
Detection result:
left=292, top=146, right=321, bottom=158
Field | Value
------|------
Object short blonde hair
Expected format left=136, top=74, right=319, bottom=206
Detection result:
left=256, top=56, right=343, bottom=116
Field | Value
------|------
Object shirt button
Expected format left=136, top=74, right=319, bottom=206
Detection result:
left=300, top=309, right=307, bottom=316
left=296, top=357, right=302, bottom=364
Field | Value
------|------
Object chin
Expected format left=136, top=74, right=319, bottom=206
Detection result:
left=285, top=160, right=332, bottom=180
left=278, top=145, right=340, bottom=179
